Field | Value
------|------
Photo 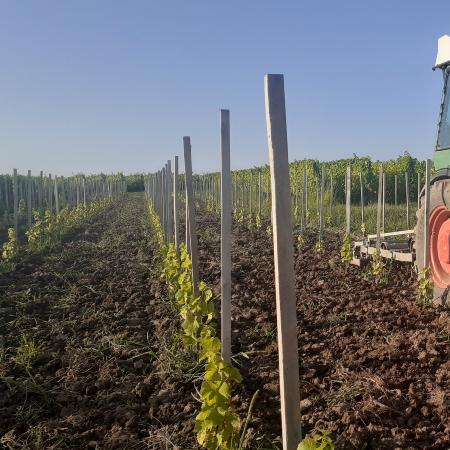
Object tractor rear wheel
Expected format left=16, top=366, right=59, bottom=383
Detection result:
left=415, top=178, right=450, bottom=306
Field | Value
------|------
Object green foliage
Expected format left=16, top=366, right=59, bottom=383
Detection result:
left=340, top=233, right=352, bottom=262
left=255, top=213, right=262, bottom=230
left=315, top=239, right=324, bottom=254
left=371, top=248, right=385, bottom=280
left=297, top=234, right=305, bottom=249
left=297, top=432, right=334, bottom=450
left=418, top=267, right=434, bottom=304
left=2, top=228, right=19, bottom=260
left=151, top=204, right=242, bottom=450
left=13, top=336, right=43, bottom=370
left=147, top=200, right=165, bottom=250
left=26, top=199, right=112, bottom=252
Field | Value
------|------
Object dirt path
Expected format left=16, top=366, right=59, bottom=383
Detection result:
left=0, top=193, right=198, bottom=450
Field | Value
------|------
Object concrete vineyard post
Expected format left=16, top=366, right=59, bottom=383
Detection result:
left=167, top=160, right=173, bottom=243
left=319, top=166, right=325, bottom=243
left=174, top=156, right=180, bottom=251
left=376, top=165, right=383, bottom=249
left=162, top=167, right=167, bottom=242
left=83, top=178, right=87, bottom=206
left=424, top=159, right=431, bottom=268
left=264, top=73, right=301, bottom=450
left=405, top=172, right=410, bottom=229
left=13, top=169, right=18, bottom=238
left=346, top=166, right=351, bottom=235
left=48, top=174, right=53, bottom=213
left=183, top=137, right=199, bottom=296
left=27, top=170, right=32, bottom=228
left=186, top=185, right=191, bottom=253
left=220, top=109, right=232, bottom=363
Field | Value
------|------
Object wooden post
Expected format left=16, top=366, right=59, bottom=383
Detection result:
left=174, top=156, right=180, bottom=250
left=405, top=172, right=410, bottom=229
left=27, top=170, right=32, bottom=228
left=264, top=74, right=301, bottom=450
left=346, top=166, right=351, bottom=234
left=359, top=172, right=364, bottom=230
left=376, top=165, right=383, bottom=249
left=184, top=137, right=199, bottom=295
left=424, top=159, right=431, bottom=268
left=13, top=169, right=18, bottom=237
left=220, top=109, right=232, bottom=363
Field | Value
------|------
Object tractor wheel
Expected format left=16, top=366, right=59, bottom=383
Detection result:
left=415, top=178, right=450, bottom=306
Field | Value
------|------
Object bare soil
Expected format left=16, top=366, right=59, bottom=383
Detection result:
left=1, top=194, right=449, bottom=449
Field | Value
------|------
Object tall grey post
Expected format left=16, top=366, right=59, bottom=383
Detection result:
left=376, top=165, right=383, bottom=249
left=220, top=109, right=232, bottom=363
left=183, top=137, right=199, bottom=296
left=167, top=160, right=173, bottom=243
left=27, top=170, right=32, bottom=228
left=264, top=74, right=301, bottom=450
left=346, top=166, right=351, bottom=235
left=13, top=169, right=18, bottom=237
left=174, top=156, right=180, bottom=250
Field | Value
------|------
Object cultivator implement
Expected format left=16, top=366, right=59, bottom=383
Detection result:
left=351, top=229, right=415, bottom=266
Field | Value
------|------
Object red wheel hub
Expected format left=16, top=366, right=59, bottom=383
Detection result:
left=429, top=205, right=450, bottom=287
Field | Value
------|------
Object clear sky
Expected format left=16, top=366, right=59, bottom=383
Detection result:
left=1, top=0, right=449, bottom=176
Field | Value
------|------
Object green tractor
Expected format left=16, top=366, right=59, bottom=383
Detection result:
left=415, top=35, right=450, bottom=303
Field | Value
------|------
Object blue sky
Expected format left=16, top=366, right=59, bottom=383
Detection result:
left=1, top=1, right=449, bottom=175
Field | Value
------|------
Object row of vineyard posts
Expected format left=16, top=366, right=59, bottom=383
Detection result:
left=0, top=171, right=126, bottom=244
left=144, top=74, right=433, bottom=450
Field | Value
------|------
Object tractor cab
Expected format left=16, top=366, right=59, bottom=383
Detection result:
left=434, top=36, right=450, bottom=169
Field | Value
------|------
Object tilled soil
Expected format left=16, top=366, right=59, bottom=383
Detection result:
left=0, top=194, right=198, bottom=449
left=196, top=212, right=450, bottom=449
left=1, top=195, right=449, bottom=449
